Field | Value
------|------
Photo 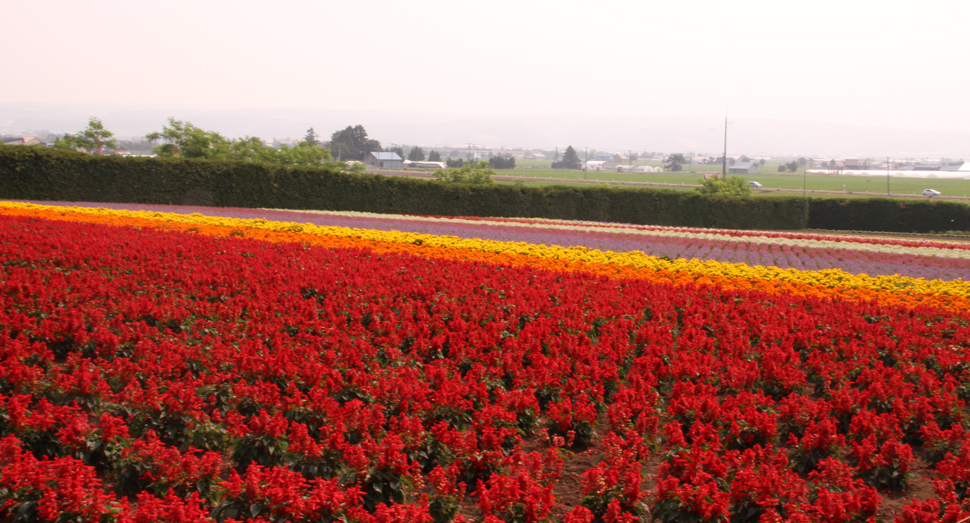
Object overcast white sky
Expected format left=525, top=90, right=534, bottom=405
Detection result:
left=2, top=0, right=968, bottom=154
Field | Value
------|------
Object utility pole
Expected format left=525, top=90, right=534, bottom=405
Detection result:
left=887, top=156, right=891, bottom=196
left=584, top=147, right=588, bottom=180
left=722, top=117, right=728, bottom=179
left=555, top=147, right=559, bottom=169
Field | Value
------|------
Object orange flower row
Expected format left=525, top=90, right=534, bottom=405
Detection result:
left=4, top=204, right=968, bottom=313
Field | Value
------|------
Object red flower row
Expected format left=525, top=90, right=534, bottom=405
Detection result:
left=0, top=214, right=968, bottom=522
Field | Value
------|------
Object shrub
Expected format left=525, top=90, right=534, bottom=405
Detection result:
left=696, top=175, right=752, bottom=196
left=432, top=161, right=495, bottom=185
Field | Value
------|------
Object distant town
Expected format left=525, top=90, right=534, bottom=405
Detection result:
left=4, top=130, right=968, bottom=179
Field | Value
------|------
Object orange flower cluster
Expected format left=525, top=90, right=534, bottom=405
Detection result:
left=4, top=204, right=967, bottom=313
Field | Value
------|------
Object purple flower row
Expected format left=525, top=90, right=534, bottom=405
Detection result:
left=26, top=201, right=970, bottom=282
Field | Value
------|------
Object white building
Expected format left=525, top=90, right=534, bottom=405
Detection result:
left=366, top=152, right=404, bottom=169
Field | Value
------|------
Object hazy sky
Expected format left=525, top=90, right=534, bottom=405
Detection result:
left=2, top=0, right=969, bottom=154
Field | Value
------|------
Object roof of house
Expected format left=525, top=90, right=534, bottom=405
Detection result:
left=370, top=152, right=402, bottom=161
left=731, top=161, right=756, bottom=169
left=2, top=136, right=42, bottom=145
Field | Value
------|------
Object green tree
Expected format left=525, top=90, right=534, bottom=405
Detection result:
left=146, top=118, right=232, bottom=159
left=55, top=117, right=117, bottom=154
left=144, top=118, right=330, bottom=165
left=231, top=137, right=330, bottom=166
left=695, top=175, right=752, bottom=196
left=428, top=150, right=442, bottom=162
left=488, top=154, right=516, bottom=169
left=327, top=125, right=381, bottom=161
left=304, top=127, right=320, bottom=146
left=562, top=146, right=582, bottom=169
left=786, top=161, right=799, bottom=172
left=277, top=141, right=332, bottom=166
left=432, top=161, right=495, bottom=184
left=665, top=153, right=686, bottom=172
left=230, top=136, right=280, bottom=163
left=408, top=146, right=425, bottom=161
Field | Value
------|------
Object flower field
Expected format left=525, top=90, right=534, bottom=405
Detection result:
left=0, top=201, right=969, bottom=523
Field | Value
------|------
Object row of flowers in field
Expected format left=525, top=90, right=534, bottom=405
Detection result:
left=4, top=202, right=970, bottom=314
left=30, top=201, right=970, bottom=253
left=0, top=206, right=969, bottom=522
left=19, top=201, right=970, bottom=281
left=450, top=214, right=970, bottom=251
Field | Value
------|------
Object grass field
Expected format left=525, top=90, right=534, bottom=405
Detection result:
left=495, top=167, right=970, bottom=197
left=513, top=160, right=755, bottom=174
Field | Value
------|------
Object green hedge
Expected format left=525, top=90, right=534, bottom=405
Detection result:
left=807, top=197, right=970, bottom=233
left=0, top=145, right=889, bottom=232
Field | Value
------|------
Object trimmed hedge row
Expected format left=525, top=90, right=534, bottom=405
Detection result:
left=2, top=146, right=966, bottom=232
left=807, top=198, right=970, bottom=233
left=0, top=146, right=808, bottom=230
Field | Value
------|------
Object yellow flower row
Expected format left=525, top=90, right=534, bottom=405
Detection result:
left=3, top=201, right=968, bottom=299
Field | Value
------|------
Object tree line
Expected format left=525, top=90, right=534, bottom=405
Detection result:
left=47, top=118, right=752, bottom=194
left=51, top=117, right=403, bottom=167
left=52, top=117, right=475, bottom=169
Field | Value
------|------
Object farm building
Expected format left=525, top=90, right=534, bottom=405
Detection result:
left=403, top=160, right=446, bottom=169
left=366, top=152, right=404, bottom=169
left=939, top=163, right=970, bottom=171
left=585, top=160, right=607, bottom=171
left=615, top=165, right=662, bottom=173
left=729, top=161, right=758, bottom=174
left=524, top=151, right=546, bottom=160
left=1, top=136, right=44, bottom=146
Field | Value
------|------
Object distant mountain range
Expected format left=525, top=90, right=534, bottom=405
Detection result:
left=2, top=103, right=967, bottom=159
